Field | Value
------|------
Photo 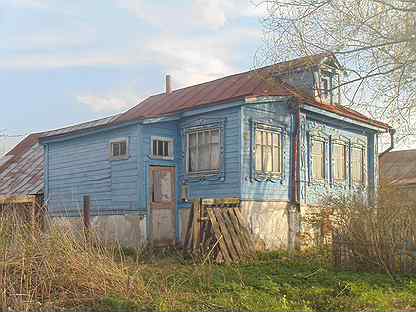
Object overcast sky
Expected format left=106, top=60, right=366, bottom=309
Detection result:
left=0, top=0, right=267, bottom=155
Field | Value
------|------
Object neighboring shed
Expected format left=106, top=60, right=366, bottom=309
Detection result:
left=379, top=149, right=416, bottom=188
left=0, top=133, right=44, bottom=203
left=0, top=133, right=44, bottom=223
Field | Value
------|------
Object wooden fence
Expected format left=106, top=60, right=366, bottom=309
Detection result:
left=333, top=238, right=416, bottom=274
left=183, top=198, right=256, bottom=263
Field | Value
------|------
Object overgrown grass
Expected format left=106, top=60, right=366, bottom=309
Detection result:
left=1, top=213, right=415, bottom=311
left=97, top=250, right=416, bottom=312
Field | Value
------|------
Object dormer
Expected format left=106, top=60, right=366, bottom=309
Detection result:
left=274, top=53, right=342, bottom=105
left=314, top=55, right=342, bottom=105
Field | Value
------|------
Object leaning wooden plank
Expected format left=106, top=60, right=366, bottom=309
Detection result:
left=212, top=208, right=239, bottom=262
left=227, top=208, right=253, bottom=258
left=222, top=209, right=245, bottom=260
left=207, top=208, right=232, bottom=263
left=192, top=199, right=201, bottom=253
left=183, top=206, right=194, bottom=251
left=233, top=208, right=256, bottom=253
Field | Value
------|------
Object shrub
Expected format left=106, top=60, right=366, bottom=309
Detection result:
left=305, top=184, right=416, bottom=274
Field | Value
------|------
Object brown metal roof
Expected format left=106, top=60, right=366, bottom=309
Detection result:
left=0, top=133, right=44, bottom=196
left=379, top=149, right=416, bottom=186
left=40, top=54, right=390, bottom=142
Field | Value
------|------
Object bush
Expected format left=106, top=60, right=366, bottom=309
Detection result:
left=305, top=184, right=416, bottom=274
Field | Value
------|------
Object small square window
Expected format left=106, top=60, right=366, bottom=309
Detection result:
left=151, top=136, right=174, bottom=160
left=110, top=139, right=128, bottom=160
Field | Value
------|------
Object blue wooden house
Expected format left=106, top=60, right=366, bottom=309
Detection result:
left=40, top=54, right=392, bottom=249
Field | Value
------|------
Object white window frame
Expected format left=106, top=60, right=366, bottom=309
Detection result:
left=351, top=146, right=365, bottom=185
left=150, top=136, right=174, bottom=160
left=332, top=141, right=347, bottom=182
left=109, top=137, right=129, bottom=160
left=310, top=138, right=326, bottom=181
left=186, top=128, right=221, bottom=175
left=254, top=127, right=283, bottom=177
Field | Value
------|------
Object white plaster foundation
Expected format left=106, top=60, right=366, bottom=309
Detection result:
left=49, top=214, right=147, bottom=249
left=240, top=200, right=291, bottom=250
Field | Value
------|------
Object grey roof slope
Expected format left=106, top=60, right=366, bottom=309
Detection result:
left=379, top=149, right=416, bottom=186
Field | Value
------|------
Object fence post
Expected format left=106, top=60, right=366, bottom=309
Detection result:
left=83, top=195, right=91, bottom=242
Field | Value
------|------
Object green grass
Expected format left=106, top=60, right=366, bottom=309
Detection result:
left=97, top=251, right=416, bottom=312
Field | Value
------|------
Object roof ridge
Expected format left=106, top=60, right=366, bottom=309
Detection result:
left=140, top=53, right=331, bottom=99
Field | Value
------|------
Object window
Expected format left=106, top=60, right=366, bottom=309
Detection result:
left=187, top=128, right=220, bottom=174
left=255, top=128, right=282, bottom=175
left=110, top=139, right=128, bottom=160
left=321, top=76, right=330, bottom=98
left=311, top=139, right=325, bottom=180
left=333, top=143, right=346, bottom=181
left=151, top=136, right=174, bottom=160
left=352, top=147, right=364, bottom=184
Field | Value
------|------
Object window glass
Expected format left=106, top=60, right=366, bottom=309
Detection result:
left=188, top=129, right=220, bottom=173
left=311, top=139, right=325, bottom=180
left=111, top=140, right=128, bottom=159
left=352, top=147, right=364, bottom=183
left=333, top=143, right=346, bottom=181
left=151, top=138, right=173, bottom=159
left=255, top=128, right=282, bottom=175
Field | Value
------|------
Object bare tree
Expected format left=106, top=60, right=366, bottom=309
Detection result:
left=257, top=0, right=416, bottom=147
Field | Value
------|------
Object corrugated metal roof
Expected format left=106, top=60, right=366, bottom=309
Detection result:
left=41, top=53, right=390, bottom=141
left=379, top=149, right=416, bottom=186
left=43, top=113, right=121, bottom=138
left=0, top=133, right=44, bottom=196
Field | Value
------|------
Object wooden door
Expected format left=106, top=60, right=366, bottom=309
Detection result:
left=150, top=166, right=176, bottom=246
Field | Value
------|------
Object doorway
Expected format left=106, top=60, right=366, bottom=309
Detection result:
left=149, top=166, right=176, bottom=246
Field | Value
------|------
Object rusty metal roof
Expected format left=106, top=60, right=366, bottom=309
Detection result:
left=379, top=149, right=416, bottom=186
left=40, top=54, right=390, bottom=142
left=0, top=133, right=44, bottom=196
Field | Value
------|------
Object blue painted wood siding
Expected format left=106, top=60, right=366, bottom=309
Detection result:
left=177, top=106, right=242, bottom=202
left=140, top=121, right=180, bottom=208
left=302, top=112, right=376, bottom=205
left=46, top=124, right=141, bottom=216
left=241, top=100, right=293, bottom=201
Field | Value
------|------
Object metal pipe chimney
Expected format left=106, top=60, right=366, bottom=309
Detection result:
left=166, top=74, right=172, bottom=94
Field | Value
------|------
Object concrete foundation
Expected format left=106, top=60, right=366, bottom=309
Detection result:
left=240, top=200, right=293, bottom=250
left=49, top=214, right=147, bottom=249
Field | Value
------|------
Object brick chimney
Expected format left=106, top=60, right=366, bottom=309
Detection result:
left=165, top=74, right=172, bottom=94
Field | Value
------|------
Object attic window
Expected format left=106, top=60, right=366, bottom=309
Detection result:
left=321, top=76, right=330, bottom=99
left=110, top=138, right=128, bottom=160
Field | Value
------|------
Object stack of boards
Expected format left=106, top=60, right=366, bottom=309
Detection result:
left=183, top=198, right=256, bottom=263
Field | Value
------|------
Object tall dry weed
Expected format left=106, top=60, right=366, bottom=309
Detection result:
left=0, top=210, right=150, bottom=311
left=305, top=184, right=416, bottom=274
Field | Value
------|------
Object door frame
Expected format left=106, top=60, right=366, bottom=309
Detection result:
left=148, top=165, right=177, bottom=246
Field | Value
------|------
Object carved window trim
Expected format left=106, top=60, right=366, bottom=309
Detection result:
left=181, top=118, right=226, bottom=182
left=308, top=131, right=329, bottom=186
left=330, top=136, right=349, bottom=187
left=250, top=119, right=287, bottom=183
left=350, top=142, right=367, bottom=187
